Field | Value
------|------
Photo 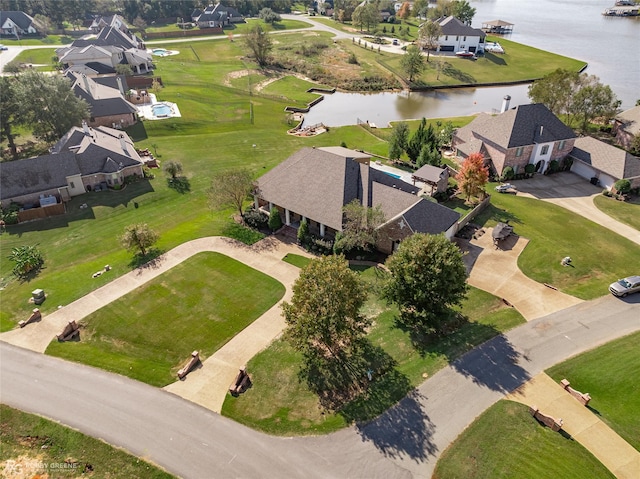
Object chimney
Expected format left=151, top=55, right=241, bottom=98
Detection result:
left=501, top=95, right=511, bottom=113
left=539, top=125, right=544, bottom=138
left=82, top=120, right=90, bottom=135
left=116, top=76, right=125, bottom=96
left=119, top=134, right=129, bottom=156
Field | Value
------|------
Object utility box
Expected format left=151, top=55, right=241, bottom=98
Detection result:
left=32, top=289, right=45, bottom=305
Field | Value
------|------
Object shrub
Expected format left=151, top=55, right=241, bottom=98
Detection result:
left=562, top=157, right=573, bottom=171
left=347, top=52, right=359, bottom=65
left=613, top=179, right=631, bottom=195
left=548, top=159, right=560, bottom=173
left=1, top=202, right=21, bottom=225
left=602, top=189, right=612, bottom=197
left=268, top=207, right=282, bottom=231
left=243, top=208, right=268, bottom=230
left=8, top=245, right=44, bottom=278
left=501, top=166, right=514, bottom=181
left=297, top=219, right=310, bottom=244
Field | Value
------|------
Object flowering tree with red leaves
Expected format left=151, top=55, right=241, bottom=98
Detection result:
left=456, top=152, right=489, bottom=202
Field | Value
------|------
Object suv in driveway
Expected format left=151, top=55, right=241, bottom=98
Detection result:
left=609, top=275, right=640, bottom=297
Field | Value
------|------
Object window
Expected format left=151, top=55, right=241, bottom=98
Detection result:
left=445, top=35, right=448, bottom=41
left=463, top=36, right=467, bottom=41
left=70, top=181, right=75, bottom=189
left=541, top=145, right=549, bottom=155
left=515, top=147, right=523, bottom=157
left=559, top=140, right=566, bottom=150
left=456, top=36, right=459, bottom=41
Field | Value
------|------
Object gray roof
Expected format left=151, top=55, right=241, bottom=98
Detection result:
left=0, top=11, right=37, bottom=32
left=413, top=164, right=447, bottom=183
left=67, top=72, right=136, bottom=117
left=571, top=137, right=640, bottom=180
left=438, top=16, right=485, bottom=38
left=256, top=147, right=457, bottom=235
left=399, top=199, right=460, bottom=235
left=615, top=105, right=640, bottom=136
left=0, top=152, right=77, bottom=201
left=457, top=104, right=576, bottom=150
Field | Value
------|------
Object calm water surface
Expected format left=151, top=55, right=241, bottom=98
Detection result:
left=303, top=0, right=639, bottom=127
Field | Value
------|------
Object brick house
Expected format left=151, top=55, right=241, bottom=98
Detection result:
left=613, top=105, right=640, bottom=151
left=453, top=103, right=577, bottom=177
left=254, top=147, right=460, bottom=254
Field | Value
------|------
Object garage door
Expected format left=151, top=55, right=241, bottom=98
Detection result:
left=598, top=173, right=616, bottom=190
left=571, top=160, right=596, bottom=181
left=439, top=45, right=455, bottom=52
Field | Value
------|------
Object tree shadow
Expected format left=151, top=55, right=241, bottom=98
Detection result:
left=355, top=389, right=437, bottom=461
left=483, top=52, right=507, bottom=66
left=16, top=264, right=46, bottom=284
left=441, top=62, right=476, bottom=84
left=124, top=121, right=148, bottom=142
left=167, top=176, right=191, bottom=193
left=128, top=247, right=165, bottom=271
left=472, top=203, right=523, bottom=228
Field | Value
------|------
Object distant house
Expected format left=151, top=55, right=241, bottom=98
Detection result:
left=453, top=103, right=577, bottom=176
left=191, top=3, right=244, bottom=29
left=569, top=137, right=640, bottom=189
left=254, top=147, right=460, bottom=254
left=613, top=105, right=640, bottom=151
left=66, top=72, right=138, bottom=128
left=433, top=16, right=486, bottom=53
left=0, top=11, right=43, bottom=37
left=0, top=124, right=144, bottom=208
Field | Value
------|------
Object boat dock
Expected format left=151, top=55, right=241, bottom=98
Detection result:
left=602, top=5, right=639, bottom=16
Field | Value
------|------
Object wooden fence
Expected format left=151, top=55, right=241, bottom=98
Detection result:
left=17, top=203, right=66, bottom=223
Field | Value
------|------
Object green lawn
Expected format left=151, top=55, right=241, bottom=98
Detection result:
left=222, top=265, right=525, bottom=436
left=593, top=194, right=640, bottom=232
left=261, top=76, right=326, bottom=107
left=10, top=47, right=59, bottom=70
left=546, top=331, right=640, bottom=451
left=46, top=253, right=285, bottom=387
left=0, top=404, right=174, bottom=478
left=282, top=253, right=312, bottom=268
left=475, top=185, right=640, bottom=299
left=432, top=400, right=614, bottom=479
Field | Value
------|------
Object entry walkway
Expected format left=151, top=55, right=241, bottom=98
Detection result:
left=506, top=373, right=640, bottom=479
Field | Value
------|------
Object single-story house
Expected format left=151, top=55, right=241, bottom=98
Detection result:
left=191, top=4, right=243, bottom=29
left=433, top=16, right=486, bottom=53
left=0, top=11, right=43, bottom=37
left=569, top=136, right=640, bottom=189
left=412, top=164, right=449, bottom=195
left=453, top=103, right=577, bottom=176
left=67, top=71, right=138, bottom=128
left=613, top=105, right=640, bottom=151
left=0, top=124, right=144, bottom=208
left=254, top=147, right=461, bottom=254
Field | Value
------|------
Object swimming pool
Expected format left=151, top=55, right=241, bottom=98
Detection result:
left=384, top=172, right=402, bottom=180
left=152, top=48, right=169, bottom=56
left=152, top=103, right=173, bottom=117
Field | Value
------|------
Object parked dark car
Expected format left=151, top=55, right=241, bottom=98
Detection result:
left=609, top=275, right=640, bottom=297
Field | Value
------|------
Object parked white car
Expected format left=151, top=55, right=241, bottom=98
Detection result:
left=609, top=275, right=640, bottom=297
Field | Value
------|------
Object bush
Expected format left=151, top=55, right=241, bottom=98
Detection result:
left=602, top=189, right=613, bottom=197
left=243, top=208, right=268, bottom=230
left=524, top=164, right=536, bottom=175
left=613, top=179, right=631, bottom=195
left=562, top=157, right=573, bottom=171
left=347, top=52, right=359, bottom=65
left=548, top=159, right=560, bottom=173
left=297, top=219, right=310, bottom=244
left=313, top=237, right=333, bottom=255
left=0, top=202, right=21, bottom=225
left=268, top=207, right=282, bottom=231
left=501, top=166, right=514, bottom=181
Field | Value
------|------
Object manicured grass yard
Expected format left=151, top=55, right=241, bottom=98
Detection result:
left=593, top=194, right=640, bottom=232
left=46, top=253, right=285, bottom=387
left=546, top=331, right=640, bottom=451
left=282, top=253, right=312, bottom=268
left=432, top=400, right=614, bottom=479
left=222, top=264, right=525, bottom=435
left=475, top=185, right=640, bottom=299
left=0, top=404, right=174, bottom=478
left=261, top=76, right=327, bottom=108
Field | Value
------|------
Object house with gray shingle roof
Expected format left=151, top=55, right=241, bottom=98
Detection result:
left=0, top=124, right=144, bottom=213
left=569, top=137, right=640, bottom=189
left=613, top=105, right=640, bottom=151
left=0, top=11, right=43, bottom=37
left=434, top=16, right=486, bottom=54
left=192, top=3, right=244, bottom=29
left=453, top=103, right=577, bottom=176
left=254, top=147, right=460, bottom=254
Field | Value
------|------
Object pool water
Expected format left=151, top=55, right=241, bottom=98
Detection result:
left=384, top=172, right=402, bottom=180
left=152, top=104, right=172, bottom=117
left=152, top=49, right=168, bottom=56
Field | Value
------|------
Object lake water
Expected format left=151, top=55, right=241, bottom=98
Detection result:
left=303, top=0, right=639, bottom=127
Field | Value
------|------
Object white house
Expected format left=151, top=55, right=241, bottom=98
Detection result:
left=0, top=11, right=43, bottom=36
left=434, top=16, right=486, bottom=54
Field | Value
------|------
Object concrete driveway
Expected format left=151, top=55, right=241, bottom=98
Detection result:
left=515, top=172, right=640, bottom=246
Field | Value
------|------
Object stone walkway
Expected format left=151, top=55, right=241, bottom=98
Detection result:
left=506, top=373, right=640, bottom=479
left=458, top=228, right=583, bottom=321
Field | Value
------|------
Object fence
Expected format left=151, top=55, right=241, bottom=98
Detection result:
left=454, top=195, right=491, bottom=234
left=143, top=27, right=222, bottom=40
left=17, top=203, right=66, bottom=223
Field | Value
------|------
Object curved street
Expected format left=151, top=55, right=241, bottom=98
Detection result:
left=2, top=295, right=638, bottom=479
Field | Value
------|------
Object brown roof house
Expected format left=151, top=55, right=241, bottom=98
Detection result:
left=569, top=137, right=640, bottom=189
left=613, top=105, right=640, bottom=151
left=0, top=123, right=144, bottom=215
left=254, top=147, right=461, bottom=254
left=453, top=102, right=577, bottom=177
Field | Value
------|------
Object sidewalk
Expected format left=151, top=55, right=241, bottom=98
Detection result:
left=506, top=373, right=640, bottom=479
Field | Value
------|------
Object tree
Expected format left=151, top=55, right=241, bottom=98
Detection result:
left=452, top=0, right=476, bottom=25
left=120, top=224, right=159, bottom=257
left=388, top=121, right=409, bottom=160
left=418, top=20, right=442, bottom=61
left=456, top=152, right=489, bottom=202
left=33, top=14, right=52, bottom=36
left=15, top=70, right=89, bottom=144
left=398, top=2, right=411, bottom=19
left=334, top=200, right=386, bottom=253
left=436, top=120, right=455, bottom=149
left=8, top=245, right=44, bottom=278
left=568, top=76, right=620, bottom=133
left=268, top=207, right=282, bottom=231
left=416, top=143, right=441, bottom=167
left=115, top=64, right=134, bottom=76
left=282, top=255, right=370, bottom=404
left=528, top=69, right=580, bottom=118
left=352, top=2, right=379, bottom=32
left=208, top=168, right=254, bottom=217
left=383, top=233, right=467, bottom=335
left=244, top=23, right=272, bottom=68
left=0, top=77, right=24, bottom=160
left=630, top=133, right=640, bottom=156
left=406, top=118, right=436, bottom=163
left=133, top=15, right=147, bottom=34
left=163, top=161, right=183, bottom=179
left=259, top=7, right=281, bottom=24
left=400, top=45, right=426, bottom=83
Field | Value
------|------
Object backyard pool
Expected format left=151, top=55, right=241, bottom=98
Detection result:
left=384, top=172, right=402, bottom=180
left=152, top=103, right=173, bottom=117
left=150, top=48, right=179, bottom=57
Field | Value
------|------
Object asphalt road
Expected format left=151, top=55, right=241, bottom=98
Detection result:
left=2, top=294, right=638, bottom=479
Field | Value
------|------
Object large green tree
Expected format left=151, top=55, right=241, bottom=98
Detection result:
left=120, top=224, right=159, bottom=257
left=406, top=118, right=436, bottom=163
left=208, top=168, right=254, bottom=217
left=400, top=45, right=426, bottom=83
left=569, top=76, right=620, bottom=132
left=418, top=20, right=442, bottom=61
left=0, top=76, right=24, bottom=160
left=384, top=233, right=468, bottom=335
left=244, top=23, right=272, bottom=68
left=15, top=71, right=89, bottom=144
left=528, top=69, right=580, bottom=118
left=388, top=121, right=410, bottom=160
left=334, top=200, right=386, bottom=253
left=352, top=2, right=379, bottom=32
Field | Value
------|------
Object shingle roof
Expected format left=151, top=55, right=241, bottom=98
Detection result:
left=438, top=16, right=485, bottom=38
left=615, top=105, right=640, bottom=136
left=400, top=199, right=460, bottom=235
left=412, top=164, right=447, bottom=183
left=67, top=72, right=136, bottom=117
left=571, top=137, right=640, bottom=180
left=0, top=11, right=36, bottom=32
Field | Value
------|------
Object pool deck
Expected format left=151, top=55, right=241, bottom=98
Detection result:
left=369, top=160, right=421, bottom=188
left=137, top=93, right=182, bottom=120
